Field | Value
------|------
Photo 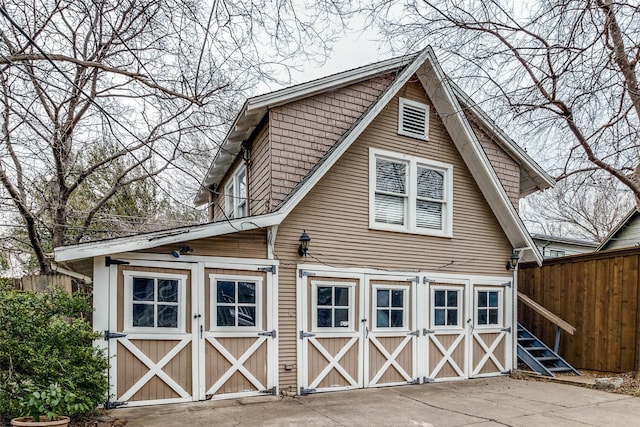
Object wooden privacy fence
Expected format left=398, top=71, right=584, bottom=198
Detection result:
left=518, top=246, right=640, bottom=373
left=12, top=273, right=73, bottom=294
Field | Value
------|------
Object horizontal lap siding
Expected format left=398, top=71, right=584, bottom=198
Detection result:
left=138, top=229, right=267, bottom=259
left=274, top=79, right=513, bottom=390
left=270, top=74, right=395, bottom=208
left=518, top=248, right=640, bottom=372
left=249, top=121, right=271, bottom=216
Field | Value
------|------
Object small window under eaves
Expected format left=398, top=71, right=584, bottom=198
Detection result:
left=398, top=98, right=429, bottom=140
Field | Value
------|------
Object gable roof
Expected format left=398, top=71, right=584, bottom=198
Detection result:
left=596, top=207, right=640, bottom=251
left=55, top=47, right=548, bottom=264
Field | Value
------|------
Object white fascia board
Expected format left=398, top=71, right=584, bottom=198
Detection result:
left=277, top=49, right=432, bottom=219
left=418, top=51, right=543, bottom=265
left=246, top=54, right=417, bottom=111
left=450, top=84, right=555, bottom=192
left=54, top=212, right=284, bottom=262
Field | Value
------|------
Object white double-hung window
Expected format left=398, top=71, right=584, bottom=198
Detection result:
left=369, top=148, right=453, bottom=237
left=224, top=164, right=247, bottom=218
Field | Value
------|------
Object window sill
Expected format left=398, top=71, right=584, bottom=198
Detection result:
left=369, top=222, right=453, bottom=238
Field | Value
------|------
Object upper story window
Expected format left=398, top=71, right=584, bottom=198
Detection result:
left=369, top=148, right=453, bottom=237
left=398, top=98, right=429, bottom=140
left=224, top=163, right=247, bottom=218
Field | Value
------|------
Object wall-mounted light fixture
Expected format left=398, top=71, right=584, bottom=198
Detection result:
left=505, top=250, right=520, bottom=271
left=171, top=245, right=194, bottom=258
left=298, top=230, right=310, bottom=257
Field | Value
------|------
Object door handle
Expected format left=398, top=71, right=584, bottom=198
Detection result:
left=365, top=326, right=369, bottom=339
left=200, top=325, right=203, bottom=339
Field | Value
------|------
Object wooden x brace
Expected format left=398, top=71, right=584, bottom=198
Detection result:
left=471, top=332, right=506, bottom=375
left=308, top=336, right=359, bottom=389
left=368, top=335, right=413, bottom=385
left=429, top=333, right=465, bottom=379
left=205, top=336, right=267, bottom=396
left=119, top=337, right=191, bottom=401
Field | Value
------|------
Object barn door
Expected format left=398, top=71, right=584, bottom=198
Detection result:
left=298, top=274, right=363, bottom=394
left=202, top=270, right=276, bottom=399
left=111, top=266, right=196, bottom=407
left=470, top=284, right=511, bottom=377
left=424, top=281, right=469, bottom=382
left=364, top=276, right=417, bottom=387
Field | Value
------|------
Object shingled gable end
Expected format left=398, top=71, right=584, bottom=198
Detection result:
left=54, top=47, right=553, bottom=407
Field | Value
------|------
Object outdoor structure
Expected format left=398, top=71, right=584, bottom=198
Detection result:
left=531, top=234, right=598, bottom=259
left=53, top=47, right=553, bottom=407
left=518, top=246, right=640, bottom=373
left=597, top=208, right=640, bottom=251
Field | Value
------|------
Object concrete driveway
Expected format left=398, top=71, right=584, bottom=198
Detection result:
left=112, top=377, right=640, bottom=426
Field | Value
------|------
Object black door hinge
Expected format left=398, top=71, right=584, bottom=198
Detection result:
left=258, top=266, right=277, bottom=274
left=104, top=400, right=127, bottom=409
left=260, top=386, right=277, bottom=395
left=105, top=256, right=130, bottom=266
left=299, top=387, right=316, bottom=395
left=104, top=331, right=127, bottom=341
left=258, top=329, right=277, bottom=338
left=299, top=330, right=316, bottom=339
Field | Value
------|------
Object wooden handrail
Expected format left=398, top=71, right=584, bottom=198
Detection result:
left=517, top=292, right=576, bottom=335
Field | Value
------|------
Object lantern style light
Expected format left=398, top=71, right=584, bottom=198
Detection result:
left=506, top=250, right=520, bottom=271
left=298, top=230, right=311, bottom=257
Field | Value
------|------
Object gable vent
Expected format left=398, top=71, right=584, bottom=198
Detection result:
left=398, top=98, right=429, bottom=140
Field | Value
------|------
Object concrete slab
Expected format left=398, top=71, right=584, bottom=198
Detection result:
left=110, top=377, right=640, bottom=426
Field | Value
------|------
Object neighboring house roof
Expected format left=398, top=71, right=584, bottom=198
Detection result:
left=531, top=233, right=599, bottom=248
left=55, top=46, right=549, bottom=264
left=596, top=207, right=640, bottom=251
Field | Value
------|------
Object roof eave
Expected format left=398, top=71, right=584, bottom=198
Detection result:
left=54, top=212, right=284, bottom=262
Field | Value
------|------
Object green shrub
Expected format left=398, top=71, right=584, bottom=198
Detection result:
left=0, top=284, right=109, bottom=423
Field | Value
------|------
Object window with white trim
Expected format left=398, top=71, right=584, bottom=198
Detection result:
left=432, top=288, right=462, bottom=328
left=398, top=98, right=429, bottom=140
left=476, top=289, right=502, bottom=326
left=224, top=164, right=247, bottom=218
left=370, top=148, right=453, bottom=236
left=211, top=276, right=262, bottom=329
left=312, top=282, right=355, bottom=330
left=124, top=272, right=187, bottom=333
left=374, top=285, right=408, bottom=329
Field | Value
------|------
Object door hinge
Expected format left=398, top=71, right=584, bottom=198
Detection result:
left=258, top=266, right=277, bottom=274
left=423, top=277, right=436, bottom=284
left=423, top=377, right=435, bottom=383
left=407, top=330, right=420, bottom=337
left=105, top=256, right=130, bottom=267
left=104, top=400, right=127, bottom=409
left=299, top=387, right=316, bottom=396
left=299, top=330, right=316, bottom=339
left=423, top=328, right=435, bottom=335
left=258, top=329, right=277, bottom=338
left=502, top=281, right=512, bottom=288
left=501, top=370, right=511, bottom=375
left=407, top=276, right=419, bottom=283
left=501, top=327, right=512, bottom=333
left=407, top=378, right=420, bottom=385
left=260, top=386, right=277, bottom=395
left=299, top=270, right=316, bottom=278
left=104, top=331, right=127, bottom=341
